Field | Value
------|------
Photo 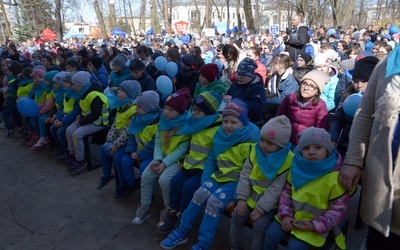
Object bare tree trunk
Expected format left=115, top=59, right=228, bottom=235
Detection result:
left=211, top=0, right=221, bottom=21
left=331, top=0, right=338, bottom=28
left=0, top=0, right=12, bottom=37
left=128, top=0, right=136, bottom=35
left=226, top=0, right=230, bottom=30
left=192, top=0, right=200, bottom=30
left=93, top=0, right=107, bottom=39
left=12, top=0, right=21, bottom=26
left=236, top=0, right=241, bottom=34
left=139, top=0, right=146, bottom=31
left=202, top=0, right=212, bottom=29
left=151, top=0, right=160, bottom=34
left=54, top=0, right=63, bottom=41
left=243, top=0, right=254, bottom=33
left=109, top=1, right=116, bottom=30
left=254, top=0, right=259, bottom=32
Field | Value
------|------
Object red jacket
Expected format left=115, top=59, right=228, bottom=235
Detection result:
left=276, top=93, right=329, bottom=144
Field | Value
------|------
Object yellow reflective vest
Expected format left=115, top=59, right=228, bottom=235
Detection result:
left=63, top=96, right=75, bottom=115
left=115, top=104, right=136, bottom=132
left=17, top=81, right=34, bottom=101
left=211, top=142, right=255, bottom=183
left=246, top=147, right=293, bottom=209
left=286, top=170, right=348, bottom=249
left=182, top=116, right=222, bottom=171
left=136, top=122, right=159, bottom=152
left=79, top=91, right=109, bottom=126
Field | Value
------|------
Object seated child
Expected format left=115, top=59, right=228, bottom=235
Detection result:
left=97, top=80, right=141, bottom=198
left=158, top=91, right=223, bottom=233
left=31, top=70, right=59, bottom=150
left=193, top=64, right=226, bottom=97
left=50, top=72, right=80, bottom=160
left=263, top=127, right=353, bottom=250
left=132, top=88, right=191, bottom=226
left=160, top=98, right=260, bottom=250
left=117, top=91, right=161, bottom=198
left=65, top=71, right=109, bottom=175
left=229, top=115, right=294, bottom=250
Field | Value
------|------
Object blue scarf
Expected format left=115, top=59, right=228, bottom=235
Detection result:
left=109, top=98, right=135, bottom=110
left=64, top=88, right=75, bottom=99
left=18, top=78, right=33, bottom=86
left=386, top=44, right=400, bottom=78
left=212, top=122, right=259, bottom=157
left=255, top=143, right=291, bottom=180
left=128, top=111, right=160, bottom=134
left=53, top=87, right=66, bottom=107
left=158, top=111, right=189, bottom=131
left=33, top=82, right=46, bottom=99
left=291, top=151, right=338, bottom=191
left=178, top=114, right=220, bottom=135
left=71, top=84, right=92, bottom=100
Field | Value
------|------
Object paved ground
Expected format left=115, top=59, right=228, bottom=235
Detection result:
left=0, top=129, right=367, bottom=250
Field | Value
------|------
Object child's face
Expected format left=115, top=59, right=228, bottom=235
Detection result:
left=222, top=115, right=244, bottom=135
left=66, top=65, right=76, bottom=72
left=117, top=88, right=129, bottom=100
left=352, top=79, right=368, bottom=93
left=53, top=82, right=62, bottom=90
left=301, top=144, right=329, bottom=161
left=296, top=57, right=306, bottom=68
left=192, top=104, right=206, bottom=118
left=72, top=84, right=82, bottom=92
left=259, top=137, right=281, bottom=154
left=64, top=81, right=72, bottom=89
left=44, top=80, right=52, bottom=87
left=136, top=105, right=147, bottom=116
left=163, top=106, right=180, bottom=120
left=198, top=74, right=209, bottom=86
left=315, top=65, right=330, bottom=75
left=33, top=76, right=43, bottom=84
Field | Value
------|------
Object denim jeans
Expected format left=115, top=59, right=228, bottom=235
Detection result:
left=38, top=114, right=47, bottom=137
left=120, top=154, right=150, bottom=186
left=50, top=124, right=69, bottom=153
left=263, top=220, right=309, bottom=250
left=178, top=179, right=237, bottom=250
left=100, top=142, right=126, bottom=183
left=230, top=207, right=276, bottom=250
left=25, top=115, right=39, bottom=134
left=169, top=168, right=202, bottom=212
left=2, top=105, right=18, bottom=130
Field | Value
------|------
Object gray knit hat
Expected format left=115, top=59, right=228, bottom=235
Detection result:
left=298, top=127, right=333, bottom=155
left=300, top=70, right=330, bottom=93
left=135, top=90, right=160, bottom=113
left=260, top=115, right=291, bottom=148
left=237, top=57, right=258, bottom=77
left=119, top=80, right=141, bottom=99
left=112, top=55, right=127, bottom=68
left=71, top=71, right=91, bottom=87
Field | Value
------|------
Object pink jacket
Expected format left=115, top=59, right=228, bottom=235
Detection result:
left=276, top=93, right=329, bottom=144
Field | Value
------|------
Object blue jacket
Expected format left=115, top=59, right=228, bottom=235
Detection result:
left=227, top=74, right=266, bottom=126
left=266, top=70, right=299, bottom=104
left=109, top=67, right=131, bottom=87
left=125, top=71, right=155, bottom=92
left=56, top=99, right=81, bottom=126
left=90, top=65, right=109, bottom=89
left=320, top=67, right=339, bottom=112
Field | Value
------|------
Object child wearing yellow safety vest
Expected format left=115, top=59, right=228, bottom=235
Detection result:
left=31, top=70, right=59, bottom=150
left=119, top=91, right=161, bottom=198
left=230, top=115, right=294, bottom=250
left=161, top=98, right=260, bottom=250
left=98, top=80, right=141, bottom=199
left=264, top=127, right=352, bottom=250
left=65, top=71, right=109, bottom=175
left=2, top=61, right=23, bottom=137
left=158, top=91, right=223, bottom=234
left=132, top=87, right=191, bottom=226
left=50, top=72, right=80, bottom=160
left=24, top=68, right=49, bottom=147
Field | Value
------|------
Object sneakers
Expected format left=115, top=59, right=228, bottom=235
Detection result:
left=160, top=228, right=188, bottom=249
left=114, top=186, right=126, bottom=199
left=158, top=210, right=178, bottom=234
left=96, top=175, right=114, bottom=189
left=27, top=135, right=40, bottom=147
left=191, top=244, right=204, bottom=250
left=69, top=160, right=87, bottom=175
left=31, top=137, right=48, bottom=150
left=157, top=208, right=169, bottom=228
left=132, top=204, right=150, bottom=224
left=121, top=184, right=138, bottom=199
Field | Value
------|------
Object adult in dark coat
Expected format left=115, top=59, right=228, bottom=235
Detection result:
left=283, top=15, right=310, bottom=62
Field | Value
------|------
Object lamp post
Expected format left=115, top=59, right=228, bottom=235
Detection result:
left=109, top=0, right=116, bottom=30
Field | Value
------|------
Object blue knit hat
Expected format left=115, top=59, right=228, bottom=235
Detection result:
left=223, top=98, right=248, bottom=125
left=237, top=58, right=258, bottom=77
left=44, top=70, right=59, bottom=85
left=181, top=54, right=195, bottom=67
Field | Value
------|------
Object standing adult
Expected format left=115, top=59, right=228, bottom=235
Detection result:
left=283, top=15, right=310, bottom=62
left=339, top=46, right=400, bottom=250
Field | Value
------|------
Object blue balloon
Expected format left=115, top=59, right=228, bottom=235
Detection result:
left=343, top=93, right=362, bottom=118
left=106, top=93, right=119, bottom=110
left=17, top=97, right=39, bottom=117
left=165, top=62, right=178, bottom=77
left=156, top=75, right=173, bottom=95
left=155, top=56, right=167, bottom=71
